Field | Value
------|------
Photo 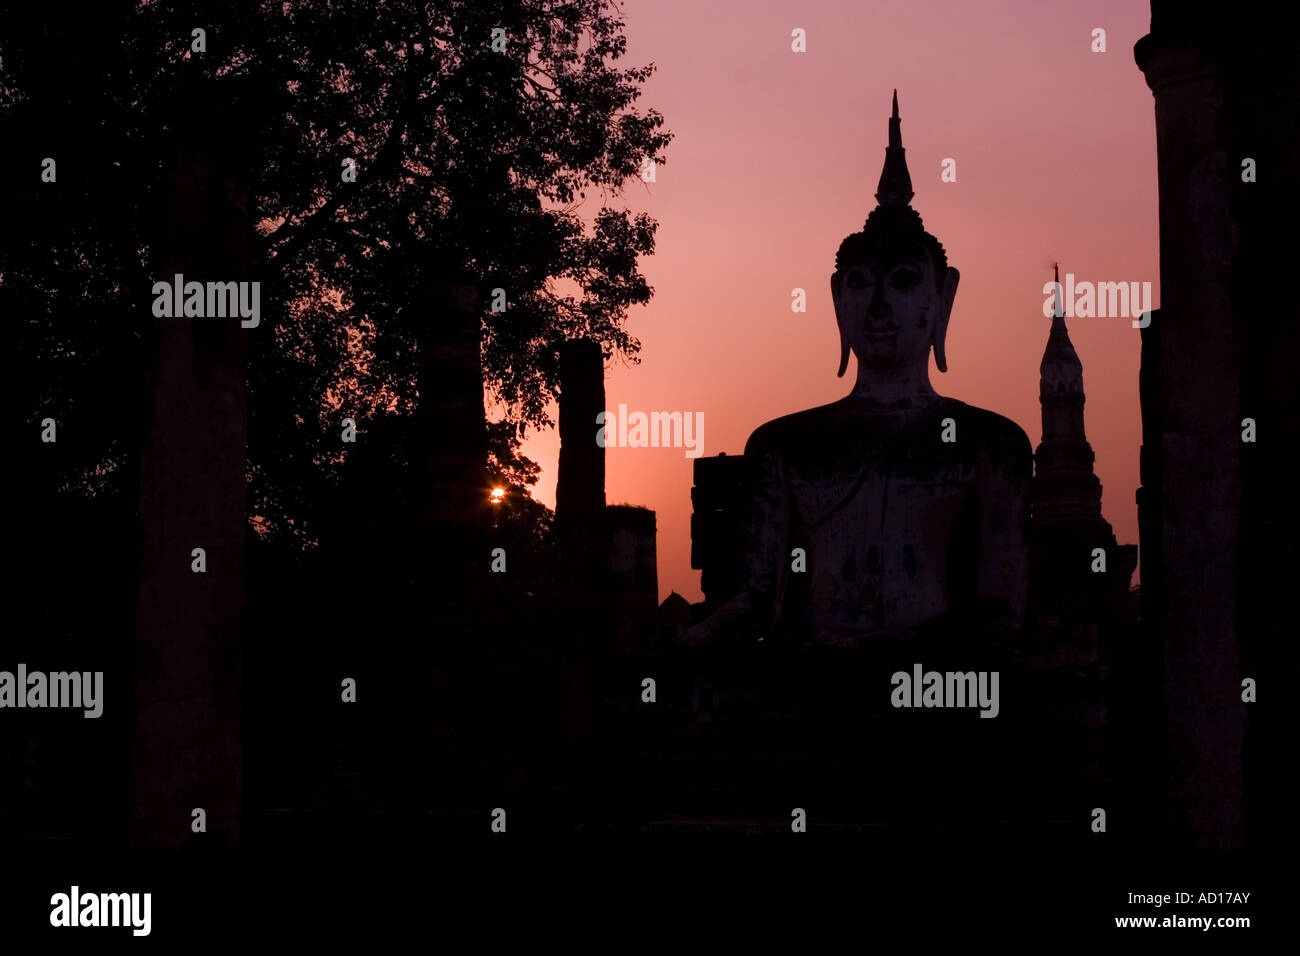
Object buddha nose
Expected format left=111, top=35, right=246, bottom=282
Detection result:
left=868, top=283, right=891, bottom=318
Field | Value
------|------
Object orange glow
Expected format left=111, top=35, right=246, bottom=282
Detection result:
left=515, top=0, right=1154, bottom=604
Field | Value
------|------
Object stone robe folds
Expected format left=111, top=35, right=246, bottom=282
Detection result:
left=741, top=396, right=1031, bottom=650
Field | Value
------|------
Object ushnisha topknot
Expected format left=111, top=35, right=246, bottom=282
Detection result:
left=835, top=90, right=949, bottom=284
left=836, top=204, right=949, bottom=279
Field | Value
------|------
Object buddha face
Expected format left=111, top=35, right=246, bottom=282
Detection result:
left=831, top=248, right=959, bottom=374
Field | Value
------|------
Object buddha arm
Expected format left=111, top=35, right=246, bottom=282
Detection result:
left=739, top=437, right=789, bottom=637
left=881, top=430, right=1031, bottom=662
left=973, top=429, right=1033, bottom=637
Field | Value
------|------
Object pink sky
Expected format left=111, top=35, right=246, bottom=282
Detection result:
left=517, top=0, right=1158, bottom=603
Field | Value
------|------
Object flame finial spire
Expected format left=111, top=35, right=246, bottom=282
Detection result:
left=1053, top=263, right=1066, bottom=324
left=875, top=89, right=914, bottom=206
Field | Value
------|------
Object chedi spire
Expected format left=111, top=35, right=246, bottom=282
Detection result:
left=1034, top=262, right=1101, bottom=524
left=1042, top=263, right=1084, bottom=399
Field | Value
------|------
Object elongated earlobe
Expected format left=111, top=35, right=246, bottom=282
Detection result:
left=933, top=266, right=959, bottom=374
left=830, top=272, right=850, bottom=377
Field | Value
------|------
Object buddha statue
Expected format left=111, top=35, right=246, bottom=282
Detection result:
left=678, top=93, right=1031, bottom=654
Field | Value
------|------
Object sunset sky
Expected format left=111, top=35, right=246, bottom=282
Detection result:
left=516, top=0, right=1158, bottom=602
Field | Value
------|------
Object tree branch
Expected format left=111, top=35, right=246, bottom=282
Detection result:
left=262, top=54, right=443, bottom=266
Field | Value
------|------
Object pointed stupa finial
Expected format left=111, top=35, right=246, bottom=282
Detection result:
left=1052, top=262, right=1066, bottom=326
left=875, top=90, right=914, bottom=206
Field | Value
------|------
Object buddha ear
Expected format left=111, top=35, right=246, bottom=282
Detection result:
left=830, top=272, right=850, bottom=377
left=933, top=266, right=959, bottom=373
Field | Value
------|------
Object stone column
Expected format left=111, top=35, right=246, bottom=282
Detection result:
left=1136, top=33, right=1244, bottom=849
left=553, top=340, right=608, bottom=753
left=556, top=338, right=606, bottom=532
left=133, top=93, right=251, bottom=847
left=689, top=453, right=750, bottom=610
left=607, top=505, right=658, bottom=657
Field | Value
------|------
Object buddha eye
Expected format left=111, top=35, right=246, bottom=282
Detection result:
left=846, top=269, right=868, bottom=290
left=889, top=267, right=921, bottom=290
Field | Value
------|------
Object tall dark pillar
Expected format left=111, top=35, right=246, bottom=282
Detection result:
left=1136, top=13, right=1244, bottom=849
left=556, top=338, right=606, bottom=532
left=132, top=82, right=251, bottom=847
left=419, top=279, right=488, bottom=543
left=554, top=338, right=609, bottom=758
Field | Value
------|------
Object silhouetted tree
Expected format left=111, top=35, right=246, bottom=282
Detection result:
left=2, top=0, right=669, bottom=829
left=3, top=0, right=669, bottom=545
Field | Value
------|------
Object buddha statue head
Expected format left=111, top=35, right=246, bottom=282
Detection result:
left=831, top=92, right=960, bottom=380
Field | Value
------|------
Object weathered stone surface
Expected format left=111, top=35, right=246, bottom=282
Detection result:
left=1136, top=24, right=1245, bottom=851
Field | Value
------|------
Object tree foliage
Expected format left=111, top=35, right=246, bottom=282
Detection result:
left=3, top=0, right=670, bottom=547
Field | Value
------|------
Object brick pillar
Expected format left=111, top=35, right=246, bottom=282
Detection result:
left=556, top=338, right=605, bottom=532
left=1136, top=31, right=1244, bottom=849
left=132, top=89, right=250, bottom=847
left=555, top=339, right=608, bottom=753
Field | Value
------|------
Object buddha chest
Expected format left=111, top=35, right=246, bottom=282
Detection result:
left=777, top=420, right=983, bottom=643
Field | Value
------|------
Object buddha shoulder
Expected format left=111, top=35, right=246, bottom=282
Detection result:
left=742, top=404, right=846, bottom=459
left=948, top=403, right=1033, bottom=471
